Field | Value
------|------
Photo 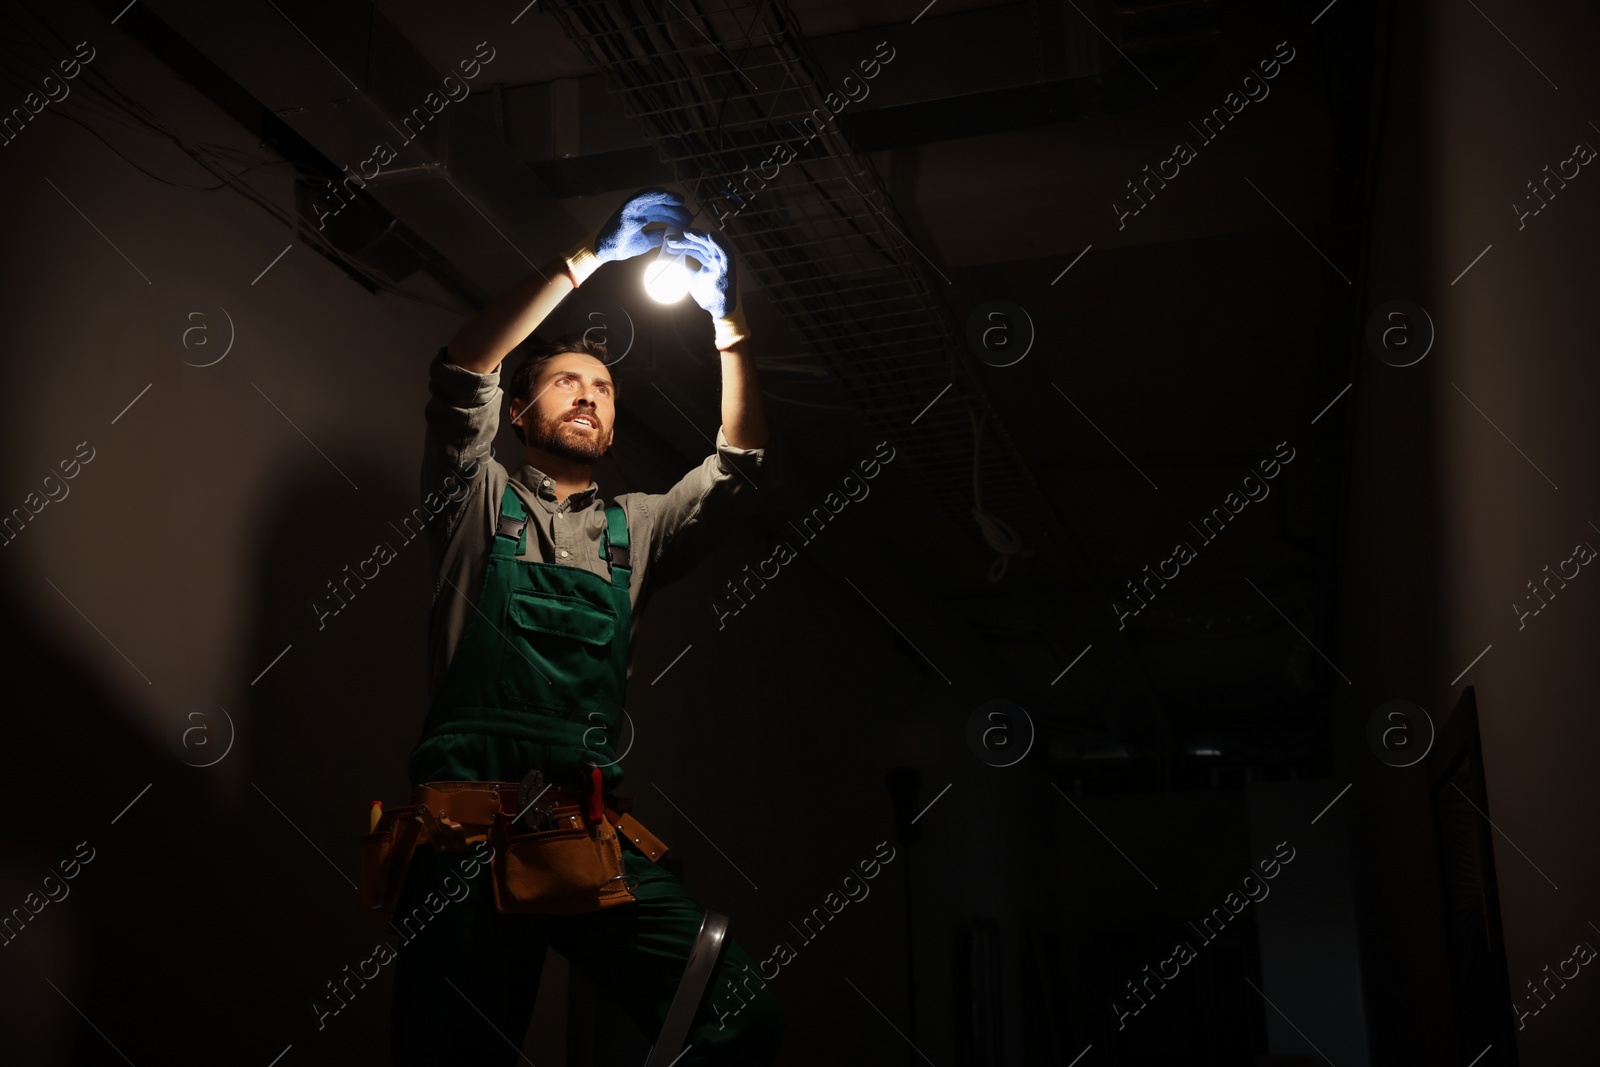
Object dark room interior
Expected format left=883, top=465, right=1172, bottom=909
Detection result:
left=2, top=0, right=1597, bottom=1064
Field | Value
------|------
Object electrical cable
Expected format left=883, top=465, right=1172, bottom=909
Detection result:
left=8, top=0, right=469, bottom=313
left=967, top=405, right=1024, bottom=583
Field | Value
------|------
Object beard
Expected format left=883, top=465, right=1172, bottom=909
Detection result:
left=531, top=411, right=609, bottom=462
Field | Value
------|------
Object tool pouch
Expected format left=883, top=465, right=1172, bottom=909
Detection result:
left=487, top=800, right=639, bottom=915
left=359, top=784, right=668, bottom=920
left=357, top=805, right=422, bottom=923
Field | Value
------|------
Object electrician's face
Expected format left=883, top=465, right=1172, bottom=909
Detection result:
left=513, top=353, right=616, bottom=461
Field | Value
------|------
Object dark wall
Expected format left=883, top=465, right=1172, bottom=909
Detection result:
left=1344, top=0, right=1600, bottom=1063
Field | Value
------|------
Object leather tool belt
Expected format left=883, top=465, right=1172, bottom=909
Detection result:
left=357, top=779, right=669, bottom=922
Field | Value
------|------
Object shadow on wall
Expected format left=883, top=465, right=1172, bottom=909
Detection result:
left=0, top=458, right=430, bottom=1065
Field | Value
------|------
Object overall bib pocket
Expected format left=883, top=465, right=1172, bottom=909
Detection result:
left=500, top=586, right=616, bottom=709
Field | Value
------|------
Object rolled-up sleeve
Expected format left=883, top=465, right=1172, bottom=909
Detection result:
left=422, top=347, right=501, bottom=539
left=641, top=425, right=772, bottom=580
left=421, top=347, right=512, bottom=695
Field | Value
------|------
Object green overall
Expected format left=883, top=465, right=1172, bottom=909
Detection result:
left=390, top=483, right=782, bottom=1066
left=407, top=482, right=630, bottom=789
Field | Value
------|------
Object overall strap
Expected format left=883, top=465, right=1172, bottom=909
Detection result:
left=600, top=503, right=633, bottom=659
left=493, top=483, right=528, bottom=557
left=601, top=503, right=631, bottom=590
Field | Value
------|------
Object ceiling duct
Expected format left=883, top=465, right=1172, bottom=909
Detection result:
left=543, top=0, right=1072, bottom=577
left=139, top=0, right=589, bottom=300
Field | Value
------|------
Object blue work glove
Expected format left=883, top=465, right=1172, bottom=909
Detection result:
left=564, top=188, right=692, bottom=285
left=665, top=228, right=749, bottom=348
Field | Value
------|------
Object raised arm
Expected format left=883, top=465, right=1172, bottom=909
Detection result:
left=641, top=228, right=773, bottom=583
left=445, top=264, right=572, bottom=374
left=718, top=340, right=768, bottom=451
left=445, top=188, right=693, bottom=373
left=670, top=228, right=767, bottom=449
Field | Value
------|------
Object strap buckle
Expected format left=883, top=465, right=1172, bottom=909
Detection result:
left=605, top=542, right=631, bottom=569
left=497, top=513, right=528, bottom=540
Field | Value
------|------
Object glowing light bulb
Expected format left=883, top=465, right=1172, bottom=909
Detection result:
left=643, top=230, right=693, bottom=303
left=643, top=258, right=692, bottom=303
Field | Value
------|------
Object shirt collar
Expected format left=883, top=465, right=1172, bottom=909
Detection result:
left=522, top=463, right=600, bottom=509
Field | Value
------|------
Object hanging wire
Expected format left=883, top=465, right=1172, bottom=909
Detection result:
left=5, top=1, right=469, bottom=314
left=968, top=405, right=1025, bottom=583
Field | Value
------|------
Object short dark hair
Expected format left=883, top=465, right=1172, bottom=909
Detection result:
left=508, top=336, right=615, bottom=445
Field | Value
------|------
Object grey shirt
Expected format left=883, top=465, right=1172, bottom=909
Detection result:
left=421, top=347, right=769, bottom=704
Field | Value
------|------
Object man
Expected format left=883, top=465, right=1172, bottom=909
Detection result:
left=387, top=189, right=782, bottom=1065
